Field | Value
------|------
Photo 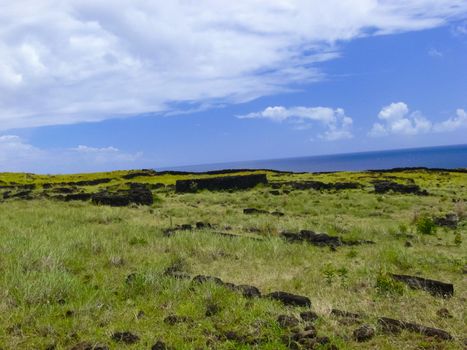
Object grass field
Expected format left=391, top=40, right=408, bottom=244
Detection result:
left=0, top=169, right=465, bottom=349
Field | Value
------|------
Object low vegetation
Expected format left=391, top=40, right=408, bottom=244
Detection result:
left=0, top=168, right=465, bottom=349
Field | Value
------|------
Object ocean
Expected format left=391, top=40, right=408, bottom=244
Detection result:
left=162, top=144, right=467, bottom=173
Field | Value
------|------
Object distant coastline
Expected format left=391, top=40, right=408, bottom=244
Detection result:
left=160, top=144, right=467, bottom=173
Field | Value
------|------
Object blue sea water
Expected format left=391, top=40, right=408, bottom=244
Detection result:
left=162, top=144, right=467, bottom=173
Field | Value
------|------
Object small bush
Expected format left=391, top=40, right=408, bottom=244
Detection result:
left=129, top=237, right=148, bottom=245
left=454, top=233, right=462, bottom=246
left=415, top=215, right=436, bottom=235
left=322, top=265, right=349, bottom=285
left=398, top=223, right=408, bottom=234
left=322, top=264, right=335, bottom=285
left=375, top=273, right=404, bottom=296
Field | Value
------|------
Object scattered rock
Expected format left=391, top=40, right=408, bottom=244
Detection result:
left=151, top=341, right=170, bottom=350
left=390, top=274, right=454, bottom=297
left=436, top=308, right=453, bottom=319
left=405, top=240, right=413, bottom=247
left=267, top=291, right=311, bottom=307
left=290, top=328, right=317, bottom=342
left=353, top=324, right=375, bottom=342
left=331, top=309, right=362, bottom=319
left=378, top=317, right=452, bottom=340
left=316, top=336, right=331, bottom=345
left=282, top=230, right=342, bottom=247
left=206, top=303, right=221, bottom=317
left=196, top=222, right=212, bottom=229
left=125, top=273, right=139, bottom=284
left=222, top=330, right=249, bottom=343
left=176, top=174, right=268, bottom=193
left=192, top=275, right=224, bottom=286
left=191, top=275, right=262, bottom=299
left=271, top=211, right=285, bottom=217
left=277, top=315, right=300, bottom=328
left=300, top=311, right=319, bottom=322
left=373, top=180, right=428, bottom=195
left=164, top=315, right=193, bottom=325
left=434, top=213, right=459, bottom=228
left=111, top=332, right=139, bottom=344
left=235, top=284, right=261, bottom=298
left=243, top=208, right=269, bottom=215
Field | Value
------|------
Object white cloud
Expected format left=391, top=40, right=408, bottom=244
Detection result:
left=433, top=108, right=467, bottom=132
left=370, top=102, right=467, bottom=136
left=452, top=20, right=467, bottom=36
left=428, top=48, right=443, bottom=57
left=0, top=135, right=143, bottom=173
left=1, top=1, right=467, bottom=130
left=238, top=106, right=353, bottom=141
left=369, top=102, right=432, bottom=136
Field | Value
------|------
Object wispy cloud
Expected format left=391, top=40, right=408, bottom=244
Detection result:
left=428, top=48, right=443, bottom=57
left=0, top=135, right=143, bottom=173
left=452, top=20, right=467, bottom=36
left=1, top=1, right=467, bottom=130
left=369, top=102, right=467, bottom=137
left=238, top=106, right=353, bottom=141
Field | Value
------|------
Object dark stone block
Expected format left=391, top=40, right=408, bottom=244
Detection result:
left=176, top=174, right=267, bottom=193
left=378, top=317, right=452, bottom=340
left=391, top=274, right=453, bottom=297
left=373, top=180, right=428, bottom=195
left=92, top=185, right=153, bottom=206
left=267, top=291, right=311, bottom=307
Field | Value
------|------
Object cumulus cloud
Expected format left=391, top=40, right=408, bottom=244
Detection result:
left=370, top=102, right=467, bottom=136
left=238, top=106, right=353, bottom=140
left=1, top=1, right=467, bottom=130
left=0, top=135, right=143, bottom=173
left=433, top=108, right=467, bottom=132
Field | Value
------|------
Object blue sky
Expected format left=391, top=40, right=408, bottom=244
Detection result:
left=0, top=1, right=466, bottom=173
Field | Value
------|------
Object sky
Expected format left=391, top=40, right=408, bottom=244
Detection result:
left=0, top=0, right=466, bottom=173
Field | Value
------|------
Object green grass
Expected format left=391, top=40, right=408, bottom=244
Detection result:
left=0, top=169, right=465, bottom=349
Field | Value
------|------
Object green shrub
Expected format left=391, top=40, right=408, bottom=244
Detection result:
left=398, top=223, right=408, bottom=234
left=415, top=215, right=436, bottom=235
left=129, top=237, right=148, bottom=245
left=375, top=273, right=404, bottom=296
left=454, top=233, right=462, bottom=246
